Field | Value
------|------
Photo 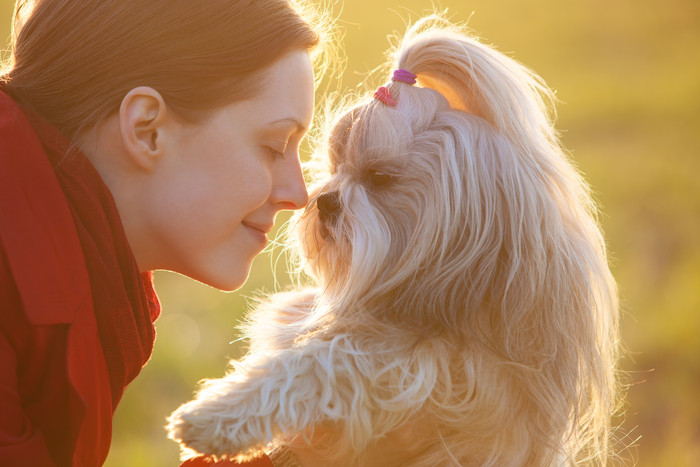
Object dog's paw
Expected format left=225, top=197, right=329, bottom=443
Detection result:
left=167, top=347, right=331, bottom=458
left=167, top=399, right=249, bottom=457
left=167, top=402, right=216, bottom=455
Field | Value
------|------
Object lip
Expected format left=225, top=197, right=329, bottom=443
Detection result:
left=242, top=221, right=273, bottom=245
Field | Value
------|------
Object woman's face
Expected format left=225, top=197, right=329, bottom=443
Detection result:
left=145, top=50, right=314, bottom=290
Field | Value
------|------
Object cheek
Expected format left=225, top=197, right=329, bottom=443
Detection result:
left=148, top=158, right=272, bottom=248
left=186, top=141, right=271, bottom=201
left=179, top=175, right=271, bottom=236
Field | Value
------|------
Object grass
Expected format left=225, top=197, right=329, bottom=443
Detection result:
left=2, top=0, right=699, bottom=464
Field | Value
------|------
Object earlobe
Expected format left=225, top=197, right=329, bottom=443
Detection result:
left=119, top=86, right=168, bottom=171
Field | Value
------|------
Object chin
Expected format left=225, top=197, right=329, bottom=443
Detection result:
left=205, top=278, right=246, bottom=293
left=186, top=262, right=252, bottom=293
left=167, top=19, right=619, bottom=466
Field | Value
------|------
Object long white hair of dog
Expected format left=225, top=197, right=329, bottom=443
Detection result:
left=168, top=15, right=621, bottom=466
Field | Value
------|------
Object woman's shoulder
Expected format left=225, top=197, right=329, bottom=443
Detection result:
left=0, top=89, right=91, bottom=324
left=0, top=90, right=33, bottom=136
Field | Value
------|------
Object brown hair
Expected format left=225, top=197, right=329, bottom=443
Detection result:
left=1, top=0, right=329, bottom=139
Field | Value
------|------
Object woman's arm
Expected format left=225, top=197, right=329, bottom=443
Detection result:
left=0, top=331, right=58, bottom=467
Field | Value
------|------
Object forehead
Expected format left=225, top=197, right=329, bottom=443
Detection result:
left=245, top=50, right=315, bottom=128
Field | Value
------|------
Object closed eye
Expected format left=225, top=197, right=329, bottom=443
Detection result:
left=264, top=146, right=285, bottom=160
left=364, top=169, right=394, bottom=187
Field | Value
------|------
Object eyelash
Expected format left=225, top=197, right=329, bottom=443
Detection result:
left=264, top=146, right=285, bottom=160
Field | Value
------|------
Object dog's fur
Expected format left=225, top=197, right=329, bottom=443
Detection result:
left=167, top=16, right=619, bottom=466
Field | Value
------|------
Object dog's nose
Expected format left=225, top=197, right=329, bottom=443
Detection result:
left=317, top=191, right=340, bottom=223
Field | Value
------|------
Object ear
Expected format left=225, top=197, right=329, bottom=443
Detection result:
left=119, top=86, right=168, bottom=171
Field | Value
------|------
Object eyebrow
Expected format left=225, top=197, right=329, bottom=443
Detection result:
left=267, top=117, right=308, bottom=133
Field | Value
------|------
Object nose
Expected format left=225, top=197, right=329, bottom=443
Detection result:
left=271, top=154, right=309, bottom=210
left=317, top=191, right=340, bottom=223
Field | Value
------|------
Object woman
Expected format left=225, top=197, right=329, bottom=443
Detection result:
left=0, top=0, right=328, bottom=465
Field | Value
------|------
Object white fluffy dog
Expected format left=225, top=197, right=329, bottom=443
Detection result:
left=168, top=16, right=619, bottom=466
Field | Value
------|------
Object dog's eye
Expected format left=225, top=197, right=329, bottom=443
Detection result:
left=365, top=170, right=394, bottom=187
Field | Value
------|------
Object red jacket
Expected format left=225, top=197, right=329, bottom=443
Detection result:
left=0, top=92, right=114, bottom=466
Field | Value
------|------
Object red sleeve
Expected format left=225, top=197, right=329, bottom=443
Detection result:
left=0, top=329, right=57, bottom=467
left=180, top=454, right=273, bottom=467
left=0, top=246, right=56, bottom=466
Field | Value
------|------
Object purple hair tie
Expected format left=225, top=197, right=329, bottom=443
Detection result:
left=392, top=68, right=417, bottom=85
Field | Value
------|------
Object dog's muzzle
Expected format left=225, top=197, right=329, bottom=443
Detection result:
left=317, top=191, right=340, bottom=224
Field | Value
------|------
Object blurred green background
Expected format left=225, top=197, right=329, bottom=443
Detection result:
left=2, top=0, right=699, bottom=465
